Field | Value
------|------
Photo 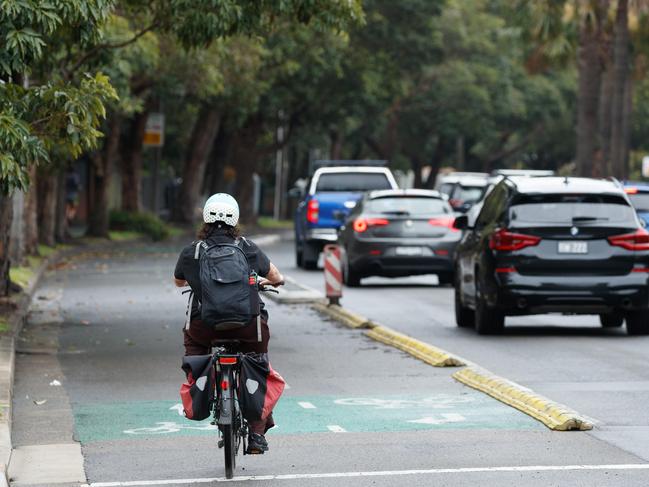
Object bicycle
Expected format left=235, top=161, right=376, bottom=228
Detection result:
left=209, top=282, right=282, bottom=480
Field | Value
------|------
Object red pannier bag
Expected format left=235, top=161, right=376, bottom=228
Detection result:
left=180, top=355, right=215, bottom=421
left=239, top=353, right=285, bottom=421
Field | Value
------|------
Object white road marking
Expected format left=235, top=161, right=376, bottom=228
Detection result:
left=408, top=413, right=466, bottom=425
left=326, top=425, right=347, bottom=433
left=83, top=463, right=649, bottom=486
left=297, top=401, right=316, bottom=409
left=169, top=404, right=184, bottom=416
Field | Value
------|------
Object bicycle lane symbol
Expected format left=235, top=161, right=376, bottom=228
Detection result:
left=122, top=403, right=217, bottom=435
left=331, top=395, right=472, bottom=429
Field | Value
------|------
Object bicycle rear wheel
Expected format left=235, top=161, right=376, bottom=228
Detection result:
left=222, top=370, right=237, bottom=479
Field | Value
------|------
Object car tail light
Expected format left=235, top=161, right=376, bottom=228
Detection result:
left=353, top=218, right=389, bottom=233
left=307, top=200, right=319, bottom=223
left=489, top=228, right=541, bottom=251
left=625, top=187, right=639, bottom=194
left=449, top=198, right=462, bottom=208
left=608, top=228, right=649, bottom=251
left=428, top=217, right=459, bottom=232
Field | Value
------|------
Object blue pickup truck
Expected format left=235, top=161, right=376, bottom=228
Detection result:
left=294, top=161, right=399, bottom=269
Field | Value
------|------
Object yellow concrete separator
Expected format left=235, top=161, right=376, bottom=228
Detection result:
left=311, top=302, right=377, bottom=329
left=365, top=325, right=465, bottom=367
left=308, top=298, right=595, bottom=431
left=453, top=367, right=594, bottom=431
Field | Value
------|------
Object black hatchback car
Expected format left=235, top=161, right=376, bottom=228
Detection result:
left=453, top=177, right=649, bottom=335
left=338, top=189, right=461, bottom=286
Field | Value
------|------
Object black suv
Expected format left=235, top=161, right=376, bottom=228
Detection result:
left=453, top=177, right=649, bottom=335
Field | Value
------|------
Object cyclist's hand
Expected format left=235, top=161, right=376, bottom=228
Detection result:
left=259, top=277, right=284, bottom=288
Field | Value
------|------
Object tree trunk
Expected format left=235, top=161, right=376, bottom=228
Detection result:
left=175, top=105, right=221, bottom=223
left=55, top=170, right=67, bottom=242
left=575, top=1, right=607, bottom=177
left=609, top=0, right=630, bottom=179
left=0, top=192, right=13, bottom=296
left=622, top=76, right=633, bottom=178
left=230, top=116, right=265, bottom=224
left=88, top=115, right=121, bottom=237
left=598, top=49, right=614, bottom=176
left=37, top=169, right=58, bottom=247
left=120, top=106, right=150, bottom=212
left=330, top=129, right=344, bottom=159
left=23, top=166, right=39, bottom=255
left=206, top=125, right=230, bottom=194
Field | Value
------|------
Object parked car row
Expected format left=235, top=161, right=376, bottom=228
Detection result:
left=293, top=163, right=649, bottom=336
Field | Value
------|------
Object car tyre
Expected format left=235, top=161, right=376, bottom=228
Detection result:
left=301, top=242, right=319, bottom=270
left=599, top=313, right=624, bottom=328
left=343, top=251, right=361, bottom=287
left=474, top=280, right=504, bottom=335
left=625, top=309, right=649, bottom=335
left=437, top=272, right=453, bottom=287
left=454, top=282, right=474, bottom=328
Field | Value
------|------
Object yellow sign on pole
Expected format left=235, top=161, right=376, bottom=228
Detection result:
left=143, top=113, right=164, bottom=147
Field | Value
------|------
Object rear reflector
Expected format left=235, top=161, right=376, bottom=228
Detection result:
left=428, top=217, right=459, bottom=232
left=219, top=357, right=237, bottom=365
left=608, top=229, right=649, bottom=251
left=434, top=249, right=449, bottom=256
left=495, top=267, right=516, bottom=273
left=631, top=267, right=649, bottom=273
left=490, top=228, right=541, bottom=251
left=369, top=249, right=381, bottom=255
left=221, top=380, right=229, bottom=391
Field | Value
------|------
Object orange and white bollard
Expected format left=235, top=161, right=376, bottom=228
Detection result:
left=323, top=244, right=343, bottom=305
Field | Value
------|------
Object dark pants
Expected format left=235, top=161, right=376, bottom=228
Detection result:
left=183, top=317, right=273, bottom=434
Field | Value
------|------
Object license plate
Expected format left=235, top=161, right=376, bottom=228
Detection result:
left=558, top=241, right=588, bottom=254
left=395, top=246, right=424, bottom=256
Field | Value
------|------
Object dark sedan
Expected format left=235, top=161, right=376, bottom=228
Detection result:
left=338, top=189, right=461, bottom=286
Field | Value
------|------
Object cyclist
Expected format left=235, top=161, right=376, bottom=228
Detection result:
left=173, top=193, right=284, bottom=454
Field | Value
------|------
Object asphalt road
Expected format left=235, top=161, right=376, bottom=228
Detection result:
left=8, top=237, right=649, bottom=486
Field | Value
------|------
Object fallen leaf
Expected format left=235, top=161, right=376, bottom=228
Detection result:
left=34, top=400, right=47, bottom=406
left=49, top=380, right=61, bottom=386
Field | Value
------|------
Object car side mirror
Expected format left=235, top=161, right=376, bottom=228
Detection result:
left=287, top=187, right=303, bottom=199
left=453, top=215, right=469, bottom=230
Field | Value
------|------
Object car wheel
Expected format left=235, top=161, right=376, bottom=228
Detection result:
left=301, top=242, right=318, bottom=270
left=599, top=312, right=624, bottom=328
left=295, top=245, right=303, bottom=268
left=474, top=279, right=504, bottom=335
left=454, top=280, right=474, bottom=328
left=437, top=272, right=453, bottom=287
left=625, top=309, right=649, bottom=335
left=343, top=251, right=361, bottom=287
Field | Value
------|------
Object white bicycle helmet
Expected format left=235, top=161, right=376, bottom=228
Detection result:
left=202, top=193, right=240, bottom=226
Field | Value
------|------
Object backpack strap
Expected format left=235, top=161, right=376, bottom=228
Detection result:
left=194, top=240, right=208, bottom=260
left=182, top=289, right=194, bottom=330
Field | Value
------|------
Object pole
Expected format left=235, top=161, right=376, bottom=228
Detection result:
left=274, top=111, right=284, bottom=220
left=324, top=244, right=343, bottom=306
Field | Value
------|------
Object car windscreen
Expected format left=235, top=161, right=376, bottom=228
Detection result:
left=509, top=194, right=637, bottom=226
left=628, top=193, right=649, bottom=212
left=367, top=196, right=451, bottom=215
left=315, top=172, right=392, bottom=192
left=452, top=185, right=486, bottom=202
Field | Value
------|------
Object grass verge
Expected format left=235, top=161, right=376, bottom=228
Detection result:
left=257, top=216, right=293, bottom=230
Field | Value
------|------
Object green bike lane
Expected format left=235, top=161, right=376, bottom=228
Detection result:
left=11, top=244, right=647, bottom=486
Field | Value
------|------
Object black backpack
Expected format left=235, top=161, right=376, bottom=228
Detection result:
left=194, top=239, right=259, bottom=330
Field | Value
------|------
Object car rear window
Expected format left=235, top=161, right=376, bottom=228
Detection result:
left=509, top=194, right=637, bottom=226
left=367, top=196, right=451, bottom=215
left=452, top=185, right=486, bottom=202
left=628, top=193, right=649, bottom=212
left=315, top=172, right=393, bottom=192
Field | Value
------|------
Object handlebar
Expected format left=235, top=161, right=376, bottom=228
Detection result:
left=258, top=280, right=285, bottom=294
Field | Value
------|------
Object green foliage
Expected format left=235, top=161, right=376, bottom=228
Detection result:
left=109, top=210, right=171, bottom=241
